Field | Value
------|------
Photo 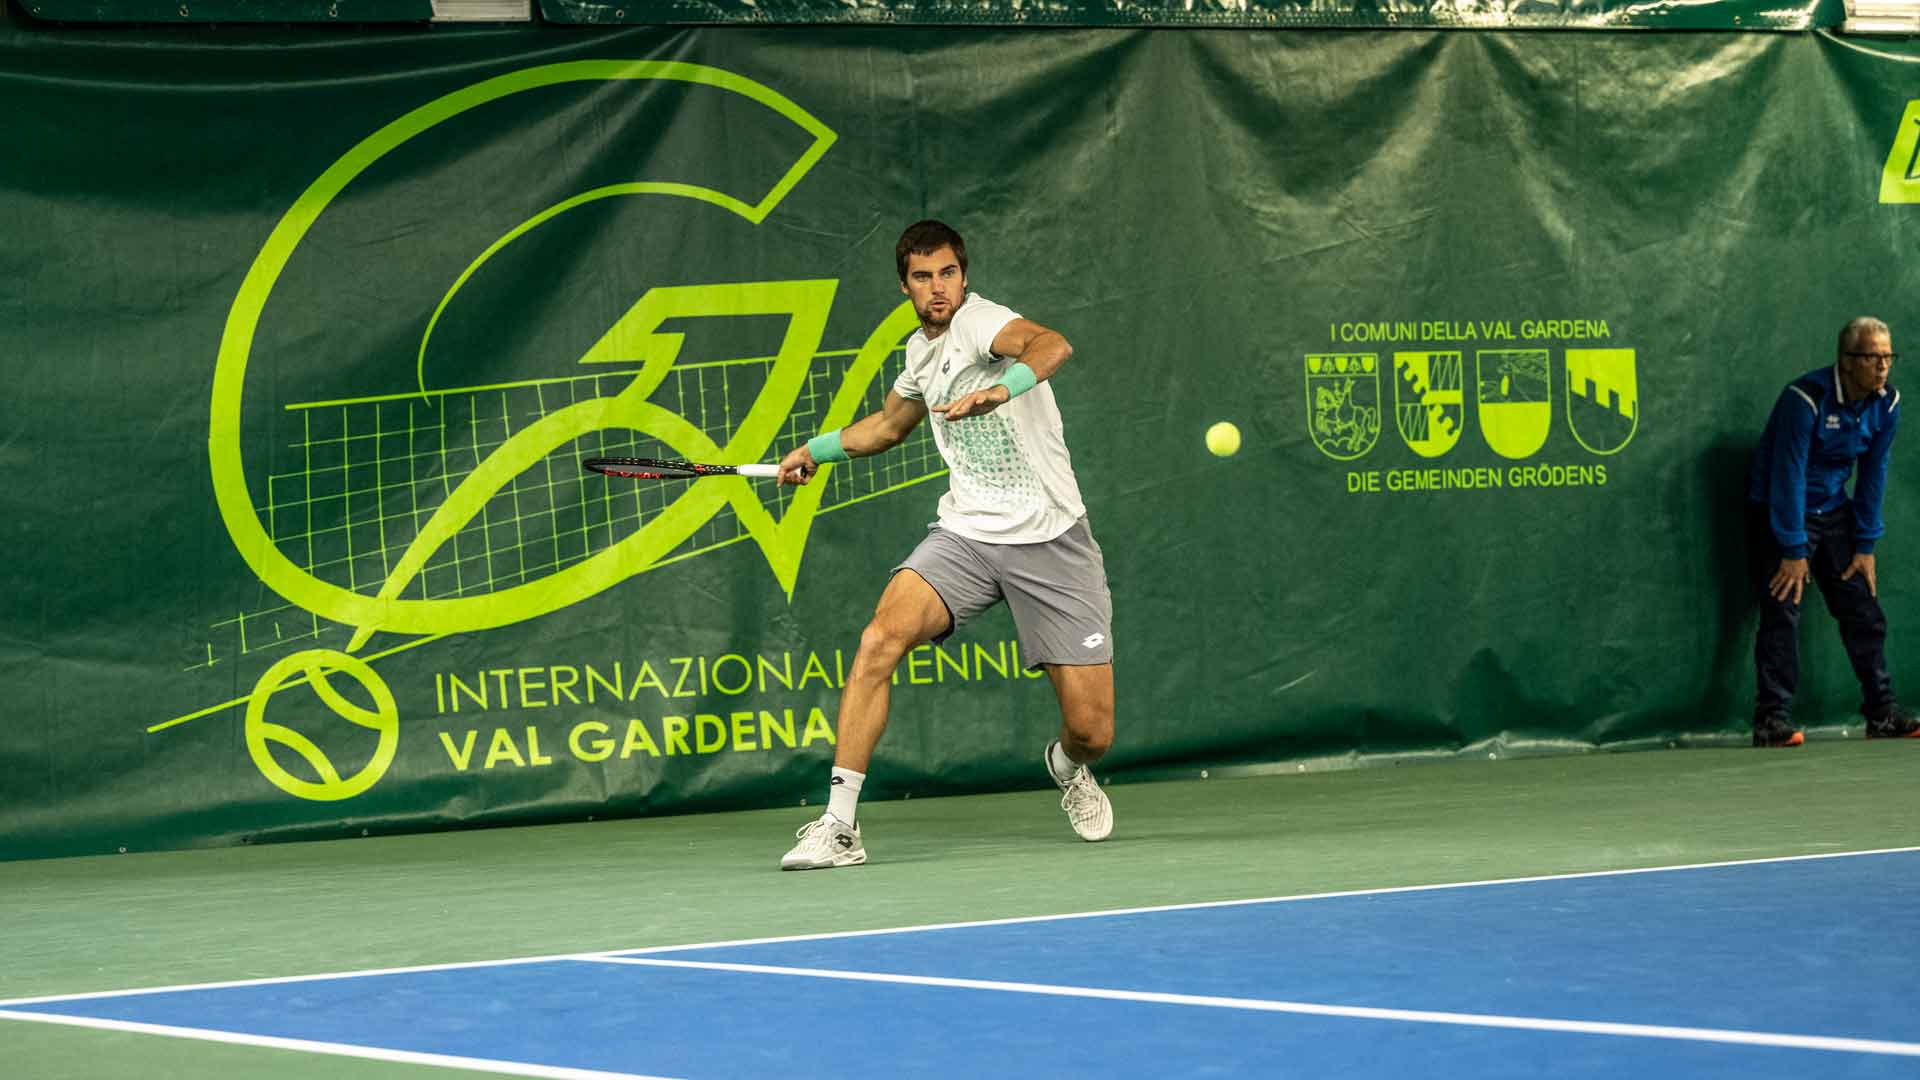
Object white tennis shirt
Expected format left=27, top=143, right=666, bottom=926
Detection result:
left=892, top=292, right=1087, bottom=544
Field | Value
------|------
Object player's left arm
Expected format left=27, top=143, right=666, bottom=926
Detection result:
left=931, top=318, right=1072, bottom=421
left=1844, top=396, right=1900, bottom=597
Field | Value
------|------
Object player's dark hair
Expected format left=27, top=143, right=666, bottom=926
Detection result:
left=895, top=220, right=968, bottom=282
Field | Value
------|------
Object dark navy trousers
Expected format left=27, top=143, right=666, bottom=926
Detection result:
left=1748, top=503, right=1895, bottom=722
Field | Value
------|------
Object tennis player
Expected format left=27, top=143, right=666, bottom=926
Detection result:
left=772, top=219, right=1115, bottom=869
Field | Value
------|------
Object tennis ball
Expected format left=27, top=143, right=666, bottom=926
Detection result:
left=1206, top=421, right=1241, bottom=457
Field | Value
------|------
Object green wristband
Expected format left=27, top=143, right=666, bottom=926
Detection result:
left=806, top=430, right=849, bottom=465
left=993, top=361, right=1039, bottom=400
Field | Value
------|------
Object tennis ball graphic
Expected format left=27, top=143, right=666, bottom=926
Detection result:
left=244, top=649, right=400, bottom=801
left=1206, top=421, right=1241, bottom=457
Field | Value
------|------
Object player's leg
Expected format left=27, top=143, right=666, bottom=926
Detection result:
left=835, top=568, right=953, bottom=774
left=1046, top=662, right=1114, bottom=766
left=1043, top=661, right=1115, bottom=842
left=1747, top=502, right=1803, bottom=747
left=780, top=571, right=948, bottom=871
left=997, top=518, right=1116, bottom=840
left=781, top=529, right=1001, bottom=870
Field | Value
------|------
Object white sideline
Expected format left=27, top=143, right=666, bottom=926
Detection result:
left=0, top=1010, right=680, bottom=1080
left=586, top=954, right=1920, bottom=1059
left=607, top=843, right=1920, bottom=956
left=2, top=845, right=1915, bottom=1008
left=4, top=846, right=1917, bottom=1074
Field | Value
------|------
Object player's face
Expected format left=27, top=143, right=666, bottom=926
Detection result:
left=1841, top=329, right=1895, bottom=398
left=900, top=246, right=966, bottom=329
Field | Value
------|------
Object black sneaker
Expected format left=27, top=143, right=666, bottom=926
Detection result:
left=1752, top=715, right=1805, bottom=748
left=1864, top=705, right=1920, bottom=740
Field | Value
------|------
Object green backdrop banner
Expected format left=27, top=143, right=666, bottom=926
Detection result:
left=15, top=0, right=431, bottom=22
left=2, top=12, right=1917, bottom=860
left=537, top=0, right=1849, bottom=30
left=10, top=0, right=1855, bottom=30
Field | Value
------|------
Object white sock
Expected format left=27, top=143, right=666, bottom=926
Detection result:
left=1047, top=740, right=1080, bottom=783
left=827, top=766, right=865, bottom=825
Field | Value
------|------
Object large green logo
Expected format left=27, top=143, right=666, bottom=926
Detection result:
left=182, top=62, right=925, bottom=801
left=244, top=650, right=400, bottom=802
left=1881, top=99, right=1920, bottom=204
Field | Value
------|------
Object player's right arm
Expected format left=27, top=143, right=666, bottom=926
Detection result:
left=777, top=390, right=929, bottom=485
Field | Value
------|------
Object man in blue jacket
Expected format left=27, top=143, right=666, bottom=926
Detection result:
left=1748, top=317, right=1918, bottom=746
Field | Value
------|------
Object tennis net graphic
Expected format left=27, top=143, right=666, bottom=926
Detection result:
left=192, top=346, right=941, bottom=670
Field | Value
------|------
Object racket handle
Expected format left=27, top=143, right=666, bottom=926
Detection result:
left=736, top=464, right=781, bottom=478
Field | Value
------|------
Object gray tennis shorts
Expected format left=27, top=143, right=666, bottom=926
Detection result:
left=894, top=517, right=1113, bottom=670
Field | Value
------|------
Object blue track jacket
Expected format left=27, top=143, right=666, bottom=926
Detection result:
left=1748, top=365, right=1900, bottom=559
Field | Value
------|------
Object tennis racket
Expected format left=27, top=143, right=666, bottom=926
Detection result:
left=583, top=457, right=781, bottom=480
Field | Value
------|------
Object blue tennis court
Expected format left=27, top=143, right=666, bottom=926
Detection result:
left=6, top=848, right=1917, bottom=1079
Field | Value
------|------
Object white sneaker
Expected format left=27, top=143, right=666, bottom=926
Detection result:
left=1047, top=741, right=1113, bottom=842
left=779, top=813, right=867, bottom=870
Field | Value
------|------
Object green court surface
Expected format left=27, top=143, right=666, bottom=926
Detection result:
left=3, top=740, right=1916, bottom=1079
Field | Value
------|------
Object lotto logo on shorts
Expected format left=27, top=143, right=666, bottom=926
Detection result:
left=1082, top=634, right=1106, bottom=649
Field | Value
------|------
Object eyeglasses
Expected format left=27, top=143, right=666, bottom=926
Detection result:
left=1844, top=351, right=1899, bottom=366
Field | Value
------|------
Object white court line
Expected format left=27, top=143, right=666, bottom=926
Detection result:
left=0, top=1010, right=680, bottom=1080
left=3, top=844, right=1917, bottom=1010
left=0, top=951, right=611, bottom=1009
left=605, top=844, right=1920, bottom=957
left=585, top=955, right=1920, bottom=1059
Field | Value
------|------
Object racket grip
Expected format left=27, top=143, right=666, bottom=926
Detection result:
left=736, top=464, right=781, bottom=478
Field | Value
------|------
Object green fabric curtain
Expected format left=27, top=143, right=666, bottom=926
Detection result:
left=2, top=8, right=1917, bottom=858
